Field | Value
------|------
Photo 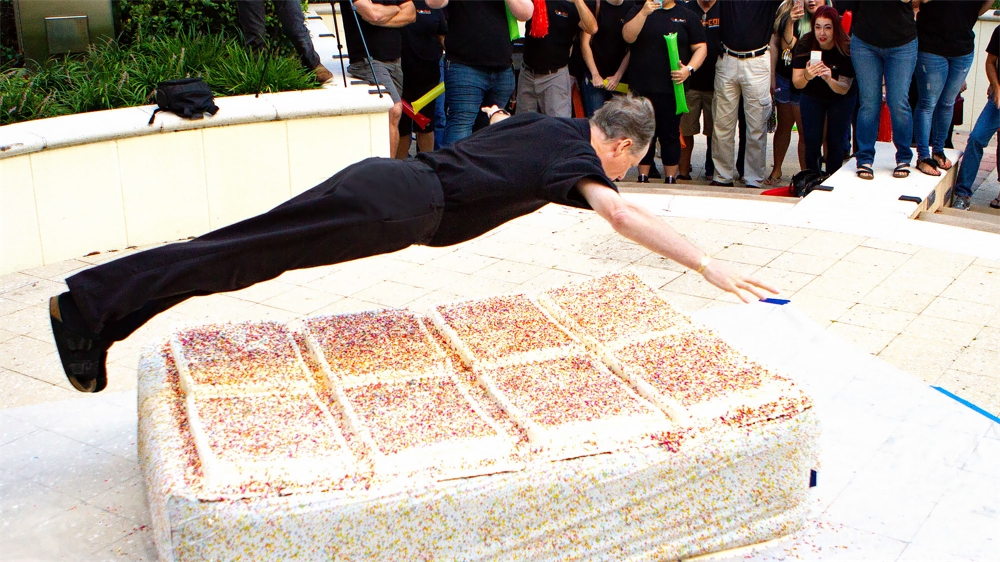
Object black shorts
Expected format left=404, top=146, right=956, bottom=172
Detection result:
left=399, top=62, right=441, bottom=134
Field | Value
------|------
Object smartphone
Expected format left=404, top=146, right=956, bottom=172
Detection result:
left=810, top=50, right=822, bottom=65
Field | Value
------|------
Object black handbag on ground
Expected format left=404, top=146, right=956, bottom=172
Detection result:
left=790, top=169, right=829, bottom=197
left=148, top=77, right=219, bottom=125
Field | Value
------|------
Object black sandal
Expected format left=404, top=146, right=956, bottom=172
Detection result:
left=917, top=158, right=941, bottom=176
left=856, top=164, right=874, bottom=180
left=932, top=151, right=953, bottom=170
left=50, top=293, right=108, bottom=393
left=991, top=195, right=1000, bottom=209
left=893, top=163, right=911, bottom=178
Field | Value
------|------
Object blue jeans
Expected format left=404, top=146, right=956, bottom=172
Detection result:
left=914, top=51, right=975, bottom=161
left=851, top=35, right=917, bottom=167
left=442, top=61, right=515, bottom=146
left=800, top=92, right=857, bottom=175
left=954, top=95, right=1000, bottom=198
left=580, top=76, right=613, bottom=117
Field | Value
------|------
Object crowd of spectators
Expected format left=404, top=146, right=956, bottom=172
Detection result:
left=314, top=0, right=1000, bottom=210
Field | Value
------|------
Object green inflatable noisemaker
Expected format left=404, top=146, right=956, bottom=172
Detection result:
left=664, top=33, right=689, bottom=115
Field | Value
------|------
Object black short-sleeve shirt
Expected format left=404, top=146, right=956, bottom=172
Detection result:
left=851, top=0, right=916, bottom=49
left=590, top=0, right=636, bottom=77
left=416, top=113, right=615, bottom=246
left=792, top=32, right=854, bottom=99
left=684, top=0, right=720, bottom=91
left=625, top=3, right=706, bottom=94
left=444, top=0, right=513, bottom=68
left=340, top=0, right=410, bottom=63
left=718, top=0, right=779, bottom=51
left=917, top=0, right=982, bottom=58
left=402, top=0, right=447, bottom=65
left=524, top=0, right=585, bottom=72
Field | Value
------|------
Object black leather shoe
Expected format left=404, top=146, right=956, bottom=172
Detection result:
left=709, top=180, right=735, bottom=187
left=637, top=174, right=650, bottom=183
left=664, top=176, right=677, bottom=184
left=50, top=293, right=108, bottom=393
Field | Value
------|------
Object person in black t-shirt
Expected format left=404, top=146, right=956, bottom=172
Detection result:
left=791, top=5, right=854, bottom=175
left=623, top=0, right=707, bottom=183
left=516, top=0, right=598, bottom=117
left=396, top=0, right=448, bottom=158
left=711, top=0, right=780, bottom=188
left=47, top=96, right=777, bottom=393
left=913, top=0, right=991, bottom=177
left=580, top=0, right=636, bottom=117
left=236, top=0, right=333, bottom=83
left=340, top=0, right=416, bottom=155
left=678, top=0, right=719, bottom=181
left=427, top=0, right=534, bottom=145
left=849, top=0, right=918, bottom=181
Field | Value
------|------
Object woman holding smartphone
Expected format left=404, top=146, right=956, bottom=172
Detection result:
left=792, top=5, right=854, bottom=175
left=623, top=0, right=707, bottom=183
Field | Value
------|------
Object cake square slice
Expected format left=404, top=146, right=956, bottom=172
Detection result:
left=186, top=391, right=353, bottom=491
left=612, top=329, right=802, bottom=426
left=335, top=376, right=515, bottom=478
left=170, top=321, right=312, bottom=396
left=302, top=309, right=449, bottom=384
left=538, top=271, right=694, bottom=351
left=432, top=294, right=584, bottom=369
left=477, top=355, right=670, bottom=458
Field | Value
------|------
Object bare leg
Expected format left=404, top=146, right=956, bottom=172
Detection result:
left=416, top=131, right=435, bottom=153
left=767, top=102, right=794, bottom=185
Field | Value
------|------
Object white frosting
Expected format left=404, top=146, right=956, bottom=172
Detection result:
left=299, top=309, right=451, bottom=385
left=169, top=321, right=313, bottom=397
left=431, top=293, right=586, bottom=370
left=331, top=374, right=518, bottom=481
left=185, top=389, right=353, bottom=492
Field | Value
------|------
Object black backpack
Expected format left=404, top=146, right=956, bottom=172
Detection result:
left=790, top=169, right=829, bottom=197
left=148, top=78, right=219, bottom=125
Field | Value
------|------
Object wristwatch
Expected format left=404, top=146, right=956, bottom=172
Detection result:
left=686, top=65, right=695, bottom=74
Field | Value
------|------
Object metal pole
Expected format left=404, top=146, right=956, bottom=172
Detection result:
left=348, top=1, right=383, bottom=98
left=331, top=3, right=348, bottom=87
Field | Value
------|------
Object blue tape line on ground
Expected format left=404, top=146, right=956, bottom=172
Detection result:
left=760, top=298, right=790, bottom=305
left=932, top=386, right=1000, bottom=424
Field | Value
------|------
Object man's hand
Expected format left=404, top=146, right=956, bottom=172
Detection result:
left=641, top=0, right=659, bottom=16
left=481, top=105, right=511, bottom=124
left=578, top=180, right=779, bottom=304
left=701, top=261, right=778, bottom=303
left=991, top=84, right=1000, bottom=109
left=671, top=66, right=691, bottom=84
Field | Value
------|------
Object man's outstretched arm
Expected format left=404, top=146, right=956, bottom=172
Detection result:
left=577, top=179, right=779, bottom=303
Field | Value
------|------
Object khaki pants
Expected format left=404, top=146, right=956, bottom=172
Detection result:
left=516, top=66, right=573, bottom=118
left=712, top=53, right=772, bottom=186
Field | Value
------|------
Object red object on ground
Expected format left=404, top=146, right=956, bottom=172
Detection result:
left=841, top=10, right=852, bottom=35
left=529, top=0, right=549, bottom=37
left=761, top=186, right=795, bottom=197
left=401, top=101, right=431, bottom=129
left=571, top=81, right=585, bottom=118
left=877, top=100, right=892, bottom=142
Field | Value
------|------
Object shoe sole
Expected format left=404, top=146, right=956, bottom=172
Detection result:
left=49, top=296, right=107, bottom=393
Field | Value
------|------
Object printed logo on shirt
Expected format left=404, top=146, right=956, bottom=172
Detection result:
left=554, top=9, right=569, bottom=18
left=416, top=8, right=431, bottom=14
left=671, top=17, right=686, bottom=23
left=702, top=17, right=719, bottom=29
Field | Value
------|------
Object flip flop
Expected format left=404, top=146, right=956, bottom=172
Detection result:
left=856, top=164, right=874, bottom=180
left=917, top=158, right=941, bottom=176
left=762, top=174, right=783, bottom=186
left=932, top=151, right=953, bottom=170
left=991, top=196, right=1000, bottom=209
left=893, top=163, right=911, bottom=178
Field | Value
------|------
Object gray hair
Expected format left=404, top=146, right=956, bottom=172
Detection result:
left=589, top=95, right=655, bottom=155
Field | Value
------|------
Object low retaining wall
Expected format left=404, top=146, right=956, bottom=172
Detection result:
left=0, top=85, right=391, bottom=275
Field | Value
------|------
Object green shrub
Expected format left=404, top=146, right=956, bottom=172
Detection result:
left=1, top=32, right=318, bottom=125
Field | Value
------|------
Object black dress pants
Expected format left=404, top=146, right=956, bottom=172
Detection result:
left=66, top=159, right=444, bottom=342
